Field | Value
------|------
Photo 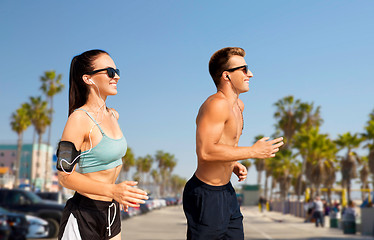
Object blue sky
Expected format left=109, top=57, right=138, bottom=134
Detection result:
left=1, top=1, right=373, bottom=189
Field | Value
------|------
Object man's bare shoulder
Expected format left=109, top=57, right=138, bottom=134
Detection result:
left=197, top=93, right=230, bottom=122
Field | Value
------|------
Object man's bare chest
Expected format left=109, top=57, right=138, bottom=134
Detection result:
left=222, top=112, right=243, bottom=143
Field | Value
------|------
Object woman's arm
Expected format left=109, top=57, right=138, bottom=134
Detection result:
left=57, top=111, right=147, bottom=207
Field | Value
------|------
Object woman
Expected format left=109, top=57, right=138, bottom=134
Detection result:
left=57, top=49, right=148, bottom=240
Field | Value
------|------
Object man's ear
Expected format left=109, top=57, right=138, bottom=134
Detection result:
left=221, top=71, right=231, bottom=81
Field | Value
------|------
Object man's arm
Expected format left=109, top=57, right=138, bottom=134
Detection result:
left=196, top=97, right=283, bottom=162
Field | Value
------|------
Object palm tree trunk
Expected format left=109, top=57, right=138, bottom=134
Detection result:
left=347, top=178, right=351, bottom=201
left=264, top=176, right=268, bottom=200
left=35, top=133, right=43, bottom=191
left=327, top=187, right=332, bottom=204
left=361, top=183, right=366, bottom=202
left=315, top=183, right=319, bottom=196
left=15, top=132, right=23, bottom=188
left=298, top=156, right=307, bottom=201
left=257, top=170, right=262, bottom=186
left=269, top=177, right=275, bottom=201
left=44, top=97, right=53, bottom=191
left=33, top=129, right=36, bottom=145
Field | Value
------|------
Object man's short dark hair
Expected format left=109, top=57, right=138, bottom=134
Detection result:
left=209, top=47, right=246, bottom=87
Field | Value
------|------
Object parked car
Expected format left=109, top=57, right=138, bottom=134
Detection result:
left=36, top=192, right=67, bottom=205
left=0, top=189, right=64, bottom=238
left=0, top=213, right=10, bottom=240
left=25, top=215, right=49, bottom=239
left=0, top=207, right=28, bottom=240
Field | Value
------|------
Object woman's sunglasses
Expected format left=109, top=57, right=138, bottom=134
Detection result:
left=85, top=67, right=120, bottom=78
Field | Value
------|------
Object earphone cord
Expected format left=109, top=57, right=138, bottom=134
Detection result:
left=219, top=86, right=244, bottom=131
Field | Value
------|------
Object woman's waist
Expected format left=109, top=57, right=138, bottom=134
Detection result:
left=73, top=192, right=116, bottom=209
left=78, top=192, right=114, bottom=203
left=78, top=166, right=121, bottom=202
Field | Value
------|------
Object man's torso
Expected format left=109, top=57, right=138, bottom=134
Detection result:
left=195, top=94, right=243, bottom=185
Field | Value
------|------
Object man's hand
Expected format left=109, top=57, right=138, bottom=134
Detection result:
left=233, top=162, right=247, bottom=182
left=251, top=137, right=284, bottom=159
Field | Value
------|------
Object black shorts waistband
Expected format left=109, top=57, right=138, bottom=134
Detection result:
left=72, top=192, right=117, bottom=211
left=189, top=174, right=232, bottom=191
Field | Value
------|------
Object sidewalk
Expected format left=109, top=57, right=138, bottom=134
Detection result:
left=241, top=206, right=374, bottom=239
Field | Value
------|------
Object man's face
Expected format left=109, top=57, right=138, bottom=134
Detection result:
left=224, top=56, right=253, bottom=93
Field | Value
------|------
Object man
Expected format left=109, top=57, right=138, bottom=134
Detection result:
left=313, top=196, right=324, bottom=227
left=183, top=47, right=284, bottom=239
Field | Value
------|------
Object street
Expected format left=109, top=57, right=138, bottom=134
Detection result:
left=122, top=205, right=374, bottom=240
left=39, top=205, right=374, bottom=240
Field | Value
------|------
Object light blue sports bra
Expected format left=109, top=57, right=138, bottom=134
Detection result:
left=74, top=108, right=127, bottom=174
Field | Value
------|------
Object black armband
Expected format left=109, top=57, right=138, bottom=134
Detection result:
left=56, top=141, right=81, bottom=172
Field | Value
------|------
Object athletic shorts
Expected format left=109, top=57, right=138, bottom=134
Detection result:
left=183, top=175, right=244, bottom=240
left=58, top=192, right=121, bottom=240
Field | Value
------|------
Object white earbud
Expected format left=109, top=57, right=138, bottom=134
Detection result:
left=89, top=79, right=96, bottom=85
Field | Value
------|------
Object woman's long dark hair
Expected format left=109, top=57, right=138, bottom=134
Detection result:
left=68, top=49, right=109, bottom=116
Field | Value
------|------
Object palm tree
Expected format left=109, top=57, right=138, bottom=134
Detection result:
left=240, top=159, right=252, bottom=183
left=362, top=109, right=374, bottom=190
left=25, top=96, right=51, bottom=189
left=40, top=70, right=64, bottom=191
left=297, top=102, right=323, bottom=131
left=274, top=96, right=301, bottom=149
left=155, top=150, right=177, bottom=196
left=252, top=135, right=265, bottom=185
left=151, top=169, right=161, bottom=197
left=136, top=154, right=153, bottom=188
left=323, top=161, right=337, bottom=204
left=271, top=149, right=298, bottom=200
left=291, top=161, right=304, bottom=197
left=274, top=96, right=323, bottom=199
left=359, top=156, right=370, bottom=201
left=295, top=127, right=337, bottom=198
left=263, top=159, right=273, bottom=200
left=121, top=147, right=135, bottom=181
left=10, top=104, right=31, bottom=187
left=170, top=175, right=186, bottom=196
left=335, top=132, right=362, bottom=201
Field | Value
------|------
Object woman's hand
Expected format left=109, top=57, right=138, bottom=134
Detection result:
left=112, top=181, right=148, bottom=208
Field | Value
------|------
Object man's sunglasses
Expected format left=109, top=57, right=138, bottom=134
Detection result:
left=225, top=65, right=248, bottom=74
left=85, top=67, right=120, bottom=78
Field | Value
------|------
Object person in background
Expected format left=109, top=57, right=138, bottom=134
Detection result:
left=313, top=196, right=324, bottom=227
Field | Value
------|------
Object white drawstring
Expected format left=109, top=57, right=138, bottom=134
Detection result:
left=107, top=203, right=116, bottom=237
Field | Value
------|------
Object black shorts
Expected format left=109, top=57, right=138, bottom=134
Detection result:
left=58, top=192, right=121, bottom=240
left=183, top=175, right=244, bottom=240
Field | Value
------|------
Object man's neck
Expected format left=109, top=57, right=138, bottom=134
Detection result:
left=217, top=86, right=239, bottom=106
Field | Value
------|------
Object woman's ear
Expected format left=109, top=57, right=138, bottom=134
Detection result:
left=82, top=75, right=93, bottom=85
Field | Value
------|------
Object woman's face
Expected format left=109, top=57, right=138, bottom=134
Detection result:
left=88, top=53, right=120, bottom=97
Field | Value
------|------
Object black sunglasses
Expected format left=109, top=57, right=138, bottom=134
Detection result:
left=225, top=65, right=248, bottom=74
left=85, top=67, right=120, bottom=78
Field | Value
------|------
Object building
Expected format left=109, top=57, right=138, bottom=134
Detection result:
left=0, top=143, right=54, bottom=190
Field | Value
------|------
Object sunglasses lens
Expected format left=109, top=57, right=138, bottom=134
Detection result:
left=107, top=68, right=115, bottom=78
left=115, top=69, right=120, bottom=77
